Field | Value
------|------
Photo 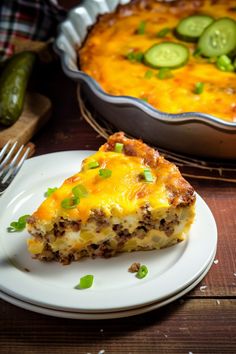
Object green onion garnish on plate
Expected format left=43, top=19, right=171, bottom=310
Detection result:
left=61, top=196, right=79, bottom=209
left=72, top=184, right=88, bottom=198
left=61, top=183, right=88, bottom=209
left=88, top=161, right=100, bottom=169
left=8, top=215, right=30, bottom=232
left=75, top=275, right=94, bottom=289
left=99, top=168, right=112, bottom=179
left=44, top=187, right=58, bottom=197
left=143, top=168, right=154, bottom=182
left=136, top=265, right=148, bottom=279
left=115, top=143, right=124, bottom=153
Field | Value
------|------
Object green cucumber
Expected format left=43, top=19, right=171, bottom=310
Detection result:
left=176, top=15, right=214, bottom=42
left=198, top=17, right=236, bottom=57
left=144, top=42, right=189, bottom=69
left=0, top=51, right=35, bottom=126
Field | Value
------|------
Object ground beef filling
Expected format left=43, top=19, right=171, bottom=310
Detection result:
left=53, top=219, right=81, bottom=237
left=33, top=209, right=181, bottom=264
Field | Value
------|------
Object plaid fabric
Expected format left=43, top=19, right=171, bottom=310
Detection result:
left=0, top=0, right=66, bottom=61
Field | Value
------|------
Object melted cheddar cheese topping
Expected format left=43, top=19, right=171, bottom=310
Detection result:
left=79, top=0, right=236, bottom=122
left=33, top=151, right=181, bottom=223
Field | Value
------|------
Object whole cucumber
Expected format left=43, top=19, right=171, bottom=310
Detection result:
left=0, top=51, right=35, bottom=126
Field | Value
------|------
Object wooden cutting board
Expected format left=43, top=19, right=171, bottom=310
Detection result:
left=0, top=92, right=52, bottom=149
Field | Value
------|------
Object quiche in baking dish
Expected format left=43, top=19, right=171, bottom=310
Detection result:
left=79, top=0, right=236, bottom=122
left=27, top=133, right=196, bottom=264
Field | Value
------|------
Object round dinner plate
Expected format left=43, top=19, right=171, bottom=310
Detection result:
left=0, top=247, right=216, bottom=320
left=0, top=151, right=217, bottom=313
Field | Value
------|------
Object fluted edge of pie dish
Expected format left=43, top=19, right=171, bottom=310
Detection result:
left=54, top=0, right=236, bottom=158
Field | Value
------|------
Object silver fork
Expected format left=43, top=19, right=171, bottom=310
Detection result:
left=0, top=141, right=31, bottom=195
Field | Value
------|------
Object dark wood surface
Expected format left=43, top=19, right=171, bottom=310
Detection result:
left=1, top=4, right=236, bottom=353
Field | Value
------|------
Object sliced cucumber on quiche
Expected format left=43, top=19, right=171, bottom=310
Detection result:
left=176, top=15, right=214, bottom=42
left=144, top=42, right=189, bottom=69
left=198, top=17, right=236, bottom=57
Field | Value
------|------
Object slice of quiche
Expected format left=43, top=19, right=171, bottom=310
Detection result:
left=27, top=132, right=196, bottom=264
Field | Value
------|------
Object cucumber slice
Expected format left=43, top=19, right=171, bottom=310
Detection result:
left=176, top=15, right=214, bottom=42
left=198, top=17, right=236, bottom=57
left=144, top=42, right=189, bottom=69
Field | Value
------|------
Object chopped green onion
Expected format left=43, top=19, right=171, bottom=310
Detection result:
left=72, top=184, right=88, bottom=198
left=44, top=187, right=58, bottom=197
left=126, top=52, right=136, bottom=62
left=193, top=47, right=202, bottom=57
left=157, top=68, right=173, bottom=80
left=136, top=265, right=148, bottom=279
left=114, top=143, right=123, bottom=153
left=137, top=20, right=146, bottom=35
left=194, top=82, right=204, bottom=94
left=140, top=97, right=148, bottom=102
left=61, top=183, right=88, bottom=209
left=99, top=168, right=112, bottom=179
left=88, top=161, right=100, bottom=169
left=143, top=168, right=154, bottom=182
left=126, top=51, right=143, bottom=63
left=144, top=69, right=154, bottom=79
left=8, top=215, right=30, bottom=232
left=75, top=275, right=94, bottom=289
left=61, top=196, right=79, bottom=209
left=223, top=63, right=234, bottom=72
left=216, top=55, right=234, bottom=72
left=217, top=54, right=232, bottom=67
left=208, top=57, right=217, bottom=63
left=135, top=52, right=144, bottom=62
left=157, top=27, right=170, bottom=38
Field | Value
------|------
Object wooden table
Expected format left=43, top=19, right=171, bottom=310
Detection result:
left=1, top=18, right=236, bottom=354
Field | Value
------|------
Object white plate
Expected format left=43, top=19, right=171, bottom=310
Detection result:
left=0, top=248, right=216, bottom=320
left=0, top=151, right=217, bottom=312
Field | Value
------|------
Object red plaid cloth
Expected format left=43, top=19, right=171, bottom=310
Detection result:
left=0, top=0, right=66, bottom=61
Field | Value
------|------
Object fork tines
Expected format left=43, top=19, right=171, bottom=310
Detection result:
left=0, top=141, right=30, bottom=193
